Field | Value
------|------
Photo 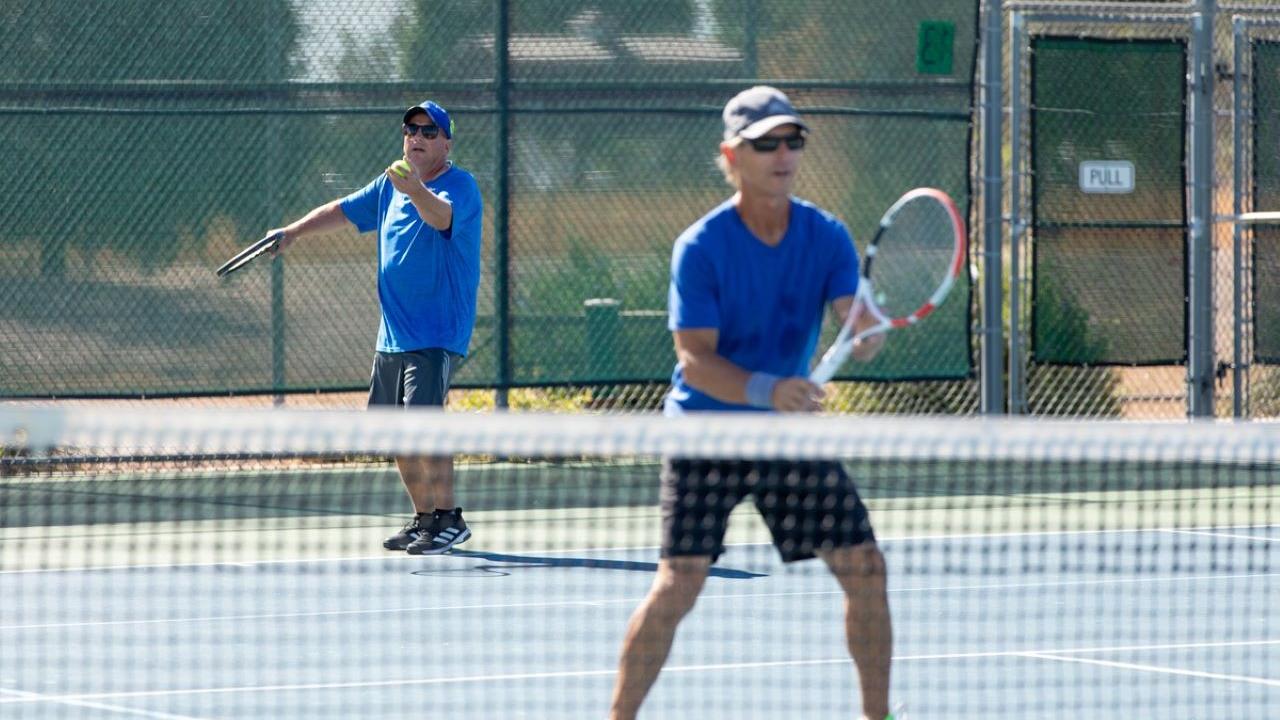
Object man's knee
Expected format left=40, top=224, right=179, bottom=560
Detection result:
left=823, top=543, right=887, bottom=580
left=648, top=559, right=710, bottom=616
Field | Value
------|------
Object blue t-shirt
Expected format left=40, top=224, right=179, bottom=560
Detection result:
left=340, top=164, right=483, bottom=356
left=665, top=197, right=860, bottom=415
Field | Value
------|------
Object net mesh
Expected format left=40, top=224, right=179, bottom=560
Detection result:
left=2, top=405, right=1277, bottom=718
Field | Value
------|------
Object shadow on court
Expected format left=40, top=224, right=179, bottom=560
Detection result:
left=413, top=549, right=766, bottom=579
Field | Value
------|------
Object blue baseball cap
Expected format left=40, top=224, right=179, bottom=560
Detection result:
left=402, top=100, right=454, bottom=139
left=722, top=86, right=808, bottom=141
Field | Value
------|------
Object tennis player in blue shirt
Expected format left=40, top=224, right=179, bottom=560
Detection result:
left=609, top=87, right=894, bottom=720
left=267, top=100, right=482, bottom=556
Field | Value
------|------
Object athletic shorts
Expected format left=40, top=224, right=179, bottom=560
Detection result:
left=660, top=458, right=876, bottom=563
left=367, top=348, right=461, bottom=408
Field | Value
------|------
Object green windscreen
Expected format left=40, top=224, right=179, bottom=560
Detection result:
left=0, top=0, right=977, bottom=397
left=1253, top=40, right=1280, bottom=364
left=1030, top=37, right=1186, bottom=366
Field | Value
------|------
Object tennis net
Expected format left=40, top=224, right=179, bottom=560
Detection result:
left=1, top=405, right=1277, bottom=719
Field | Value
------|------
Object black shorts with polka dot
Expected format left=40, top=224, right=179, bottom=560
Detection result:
left=660, top=457, right=876, bottom=563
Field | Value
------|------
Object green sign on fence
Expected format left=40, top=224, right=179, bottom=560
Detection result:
left=917, top=21, right=956, bottom=75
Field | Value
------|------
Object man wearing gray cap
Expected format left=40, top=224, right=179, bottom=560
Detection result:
left=608, top=87, right=894, bottom=720
left=265, top=100, right=483, bottom=556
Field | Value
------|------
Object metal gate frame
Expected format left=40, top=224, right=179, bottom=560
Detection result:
left=1230, top=15, right=1280, bottom=419
left=1004, top=7, right=1213, bottom=417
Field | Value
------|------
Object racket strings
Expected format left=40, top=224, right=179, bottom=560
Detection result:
left=870, top=198, right=958, bottom=319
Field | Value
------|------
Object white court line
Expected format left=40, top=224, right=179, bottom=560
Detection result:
left=1167, top=528, right=1280, bottom=543
left=885, top=522, right=1280, bottom=544
left=1018, top=653, right=1280, bottom=689
left=895, top=638, right=1280, bottom=661
left=2, top=639, right=1278, bottom=705
left=0, top=686, right=206, bottom=719
left=4, top=523, right=1278, bottom=576
left=4, top=570, right=1278, bottom=633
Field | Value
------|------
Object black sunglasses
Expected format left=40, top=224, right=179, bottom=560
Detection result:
left=402, top=123, right=441, bottom=139
left=746, top=134, right=806, bottom=152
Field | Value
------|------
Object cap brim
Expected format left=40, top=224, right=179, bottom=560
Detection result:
left=738, top=115, right=809, bottom=139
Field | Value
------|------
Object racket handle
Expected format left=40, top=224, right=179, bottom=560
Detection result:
left=809, top=345, right=850, bottom=385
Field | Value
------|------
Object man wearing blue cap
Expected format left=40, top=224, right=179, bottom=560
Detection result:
left=608, top=87, right=894, bottom=720
left=266, top=100, right=483, bottom=556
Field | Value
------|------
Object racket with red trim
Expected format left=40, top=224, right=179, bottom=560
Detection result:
left=810, top=188, right=966, bottom=384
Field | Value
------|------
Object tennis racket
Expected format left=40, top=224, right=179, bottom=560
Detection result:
left=215, top=230, right=283, bottom=278
left=809, top=187, right=966, bottom=384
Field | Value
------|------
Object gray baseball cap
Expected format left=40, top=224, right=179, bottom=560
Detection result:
left=722, top=86, right=809, bottom=141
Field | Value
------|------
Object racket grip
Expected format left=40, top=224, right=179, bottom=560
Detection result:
left=809, top=353, right=843, bottom=385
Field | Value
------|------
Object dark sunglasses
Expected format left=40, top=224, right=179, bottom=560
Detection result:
left=402, top=123, right=441, bottom=139
left=746, top=134, right=806, bottom=152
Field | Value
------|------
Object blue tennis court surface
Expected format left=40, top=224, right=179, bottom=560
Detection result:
left=2, top=526, right=1277, bottom=719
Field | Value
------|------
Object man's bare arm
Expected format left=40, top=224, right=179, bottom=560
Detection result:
left=674, top=329, right=821, bottom=412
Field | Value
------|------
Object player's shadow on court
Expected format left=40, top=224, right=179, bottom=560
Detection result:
left=411, top=550, right=766, bottom=579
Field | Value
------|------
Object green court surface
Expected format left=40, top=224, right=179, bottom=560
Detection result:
left=3, top=458, right=1274, bottom=571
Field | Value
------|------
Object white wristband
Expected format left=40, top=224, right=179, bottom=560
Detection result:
left=745, top=372, right=780, bottom=409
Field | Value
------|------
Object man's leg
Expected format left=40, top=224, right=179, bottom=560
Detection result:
left=383, top=345, right=448, bottom=511
left=400, top=347, right=456, bottom=516
left=403, top=454, right=468, bottom=555
left=818, top=543, right=892, bottom=720
left=371, top=352, right=433, bottom=551
left=391, top=454, right=453, bottom=512
left=422, top=455, right=454, bottom=510
left=399, top=349, right=470, bottom=555
left=394, top=455, right=433, bottom=512
left=609, top=556, right=711, bottom=720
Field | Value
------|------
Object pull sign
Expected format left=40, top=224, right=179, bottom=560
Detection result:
left=1079, top=161, right=1135, bottom=194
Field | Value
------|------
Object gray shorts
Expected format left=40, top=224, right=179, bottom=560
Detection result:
left=367, top=348, right=461, bottom=408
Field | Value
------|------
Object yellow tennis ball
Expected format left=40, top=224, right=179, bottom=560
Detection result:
left=391, top=160, right=411, bottom=178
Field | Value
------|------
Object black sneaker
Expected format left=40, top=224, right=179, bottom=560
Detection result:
left=406, top=509, right=471, bottom=555
left=383, top=513, right=429, bottom=551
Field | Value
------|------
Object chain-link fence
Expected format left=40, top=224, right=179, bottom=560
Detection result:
left=1004, top=0, right=1280, bottom=419
left=6, top=1, right=1278, bottom=419
left=1007, top=14, right=1191, bottom=418
left=1235, top=12, right=1280, bottom=419
left=0, top=0, right=979, bottom=412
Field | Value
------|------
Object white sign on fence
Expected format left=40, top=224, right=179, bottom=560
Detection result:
left=1079, top=160, right=1135, bottom=194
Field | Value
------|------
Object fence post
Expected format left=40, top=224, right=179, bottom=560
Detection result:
left=271, top=254, right=285, bottom=402
left=1009, top=11, right=1027, bottom=414
left=494, top=0, right=511, bottom=409
left=1188, top=2, right=1216, bottom=417
left=1232, top=16, right=1246, bottom=418
left=981, top=0, right=1006, bottom=414
left=268, top=21, right=286, bottom=406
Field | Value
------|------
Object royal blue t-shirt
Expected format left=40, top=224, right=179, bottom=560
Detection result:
left=340, top=165, right=483, bottom=356
left=665, top=197, right=860, bottom=415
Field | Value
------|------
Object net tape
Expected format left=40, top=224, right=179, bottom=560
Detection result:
left=3, top=405, right=1277, bottom=465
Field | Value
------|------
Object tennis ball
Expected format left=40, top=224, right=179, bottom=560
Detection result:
left=390, top=160, right=412, bottom=179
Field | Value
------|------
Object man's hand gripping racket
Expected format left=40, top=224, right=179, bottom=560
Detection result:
left=809, top=187, right=966, bottom=384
